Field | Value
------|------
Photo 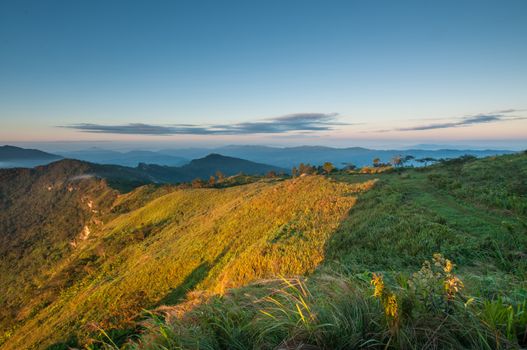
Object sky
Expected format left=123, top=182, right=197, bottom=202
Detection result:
left=1, top=0, right=526, bottom=150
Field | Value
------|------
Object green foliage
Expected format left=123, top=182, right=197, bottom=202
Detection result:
left=327, top=153, right=527, bottom=280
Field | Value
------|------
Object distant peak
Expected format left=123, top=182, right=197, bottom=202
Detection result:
left=203, top=153, right=228, bottom=159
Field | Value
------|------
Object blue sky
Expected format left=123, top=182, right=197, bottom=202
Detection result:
left=1, top=0, right=526, bottom=149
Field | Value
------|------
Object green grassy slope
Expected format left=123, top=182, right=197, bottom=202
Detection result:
left=328, top=154, right=527, bottom=281
left=114, top=153, right=527, bottom=349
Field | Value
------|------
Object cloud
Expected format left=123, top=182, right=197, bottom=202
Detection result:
left=381, top=110, right=525, bottom=132
left=68, top=174, right=95, bottom=181
left=63, top=113, right=345, bottom=135
left=398, top=114, right=502, bottom=131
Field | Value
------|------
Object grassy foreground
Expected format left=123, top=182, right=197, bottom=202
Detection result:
left=115, top=258, right=525, bottom=350
left=95, top=153, right=527, bottom=349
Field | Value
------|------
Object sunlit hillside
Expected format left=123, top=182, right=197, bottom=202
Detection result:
left=99, top=152, right=526, bottom=349
left=0, top=167, right=371, bottom=349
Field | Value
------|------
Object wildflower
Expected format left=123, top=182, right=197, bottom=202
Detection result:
left=444, top=259, right=453, bottom=273
left=385, top=293, right=398, bottom=318
left=371, top=273, right=384, bottom=298
left=444, top=275, right=464, bottom=298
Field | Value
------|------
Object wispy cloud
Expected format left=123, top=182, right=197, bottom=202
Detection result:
left=63, top=113, right=345, bottom=135
left=380, top=109, right=525, bottom=132
left=398, top=114, right=503, bottom=131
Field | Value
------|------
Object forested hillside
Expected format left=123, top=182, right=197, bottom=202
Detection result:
left=0, top=153, right=526, bottom=349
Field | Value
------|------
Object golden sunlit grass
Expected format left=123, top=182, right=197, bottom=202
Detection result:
left=2, top=175, right=372, bottom=349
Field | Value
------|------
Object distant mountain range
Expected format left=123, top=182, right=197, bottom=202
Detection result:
left=54, top=145, right=517, bottom=169
left=156, top=145, right=516, bottom=168
left=1, top=144, right=516, bottom=170
left=0, top=153, right=286, bottom=192
left=0, top=145, right=62, bottom=168
left=102, top=153, right=285, bottom=189
left=58, top=148, right=188, bottom=167
left=136, top=153, right=286, bottom=184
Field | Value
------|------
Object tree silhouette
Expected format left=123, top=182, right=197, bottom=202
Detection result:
left=298, top=163, right=316, bottom=175
left=342, top=162, right=356, bottom=171
left=417, top=157, right=437, bottom=166
left=391, top=155, right=402, bottom=167
left=322, top=162, right=335, bottom=174
left=402, top=155, right=415, bottom=166
left=191, top=178, right=205, bottom=188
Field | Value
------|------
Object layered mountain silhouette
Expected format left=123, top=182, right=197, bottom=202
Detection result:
left=136, top=153, right=286, bottom=183
left=58, top=147, right=188, bottom=167
left=0, top=145, right=62, bottom=168
left=0, top=152, right=286, bottom=192
left=2, top=145, right=514, bottom=170
left=59, top=145, right=515, bottom=168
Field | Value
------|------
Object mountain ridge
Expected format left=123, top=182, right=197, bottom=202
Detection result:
left=1, top=144, right=515, bottom=170
left=0, top=145, right=63, bottom=168
left=151, top=145, right=518, bottom=168
left=1, top=153, right=287, bottom=192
